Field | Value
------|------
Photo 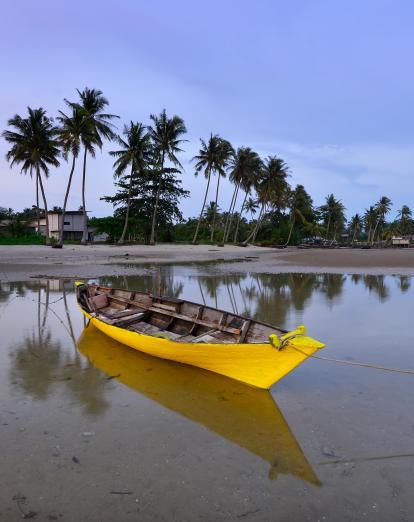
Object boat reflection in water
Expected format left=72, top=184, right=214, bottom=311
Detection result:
left=78, top=324, right=320, bottom=485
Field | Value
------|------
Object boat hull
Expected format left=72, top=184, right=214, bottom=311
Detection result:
left=78, top=324, right=320, bottom=484
left=80, top=307, right=322, bottom=389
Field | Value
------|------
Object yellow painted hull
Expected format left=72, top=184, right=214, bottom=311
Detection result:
left=79, top=307, right=323, bottom=389
left=78, top=324, right=320, bottom=485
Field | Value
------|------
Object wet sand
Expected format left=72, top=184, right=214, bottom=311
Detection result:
left=1, top=273, right=413, bottom=520
left=0, top=244, right=414, bottom=281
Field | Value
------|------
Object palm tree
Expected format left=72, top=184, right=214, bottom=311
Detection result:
left=70, top=88, right=118, bottom=244
left=233, top=161, right=262, bottom=244
left=148, top=109, right=187, bottom=245
left=244, top=196, right=259, bottom=219
left=371, top=196, right=392, bottom=244
left=349, top=213, right=363, bottom=243
left=223, top=147, right=262, bottom=243
left=320, top=194, right=335, bottom=239
left=243, top=156, right=289, bottom=245
left=56, top=106, right=93, bottom=247
left=203, top=201, right=221, bottom=230
left=397, top=205, right=412, bottom=236
left=110, top=122, right=151, bottom=244
left=209, top=139, right=233, bottom=242
left=283, top=185, right=315, bottom=246
left=319, top=194, right=346, bottom=241
left=3, top=107, right=60, bottom=244
left=363, top=206, right=377, bottom=243
left=191, top=134, right=231, bottom=244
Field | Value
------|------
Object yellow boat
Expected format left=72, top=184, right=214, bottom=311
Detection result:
left=75, top=282, right=325, bottom=389
left=78, top=324, right=321, bottom=485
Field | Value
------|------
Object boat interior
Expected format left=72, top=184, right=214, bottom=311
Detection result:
left=77, top=284, right=284, bottom=345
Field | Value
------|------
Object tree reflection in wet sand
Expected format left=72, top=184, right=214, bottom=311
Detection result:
left=8, top=279, right=110, bottom=416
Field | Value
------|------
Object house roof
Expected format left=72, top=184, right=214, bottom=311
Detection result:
left=47, top=210, right=85, bottom=215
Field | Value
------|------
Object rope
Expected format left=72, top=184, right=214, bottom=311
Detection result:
left=291, top=344, right=414, bottom=375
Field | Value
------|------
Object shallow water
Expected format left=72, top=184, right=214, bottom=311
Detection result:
left=0, top=268, right=413, bottom=521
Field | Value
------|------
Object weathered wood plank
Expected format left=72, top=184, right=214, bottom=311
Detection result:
left=151, top=302, right=176, bottom=312
left=189, top=306, right=204, bottom=335
left=238, top=320, right=251, bottom=344
left=147, top=306, right=241, bottom=335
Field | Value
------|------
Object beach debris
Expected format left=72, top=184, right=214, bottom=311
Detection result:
left=72, top=456, right=80, bottom=464
left=237, top=508, right=261, bottom=518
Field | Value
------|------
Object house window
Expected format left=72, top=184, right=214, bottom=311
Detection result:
left=64, top=221, right=71, bottom=225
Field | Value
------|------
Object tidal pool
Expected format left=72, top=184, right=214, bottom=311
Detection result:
left=0, top=268, right=413, bottom=521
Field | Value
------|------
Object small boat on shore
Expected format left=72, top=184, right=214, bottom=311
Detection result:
left=78, top=323, right=321, bottom=484
left=75, top=281, right=325, bottom=389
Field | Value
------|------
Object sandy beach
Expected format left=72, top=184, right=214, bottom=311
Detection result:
left=0, top=244, right=414, bottom=281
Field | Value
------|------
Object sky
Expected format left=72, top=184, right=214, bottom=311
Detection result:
left=1, top=0, right=414, bottom=221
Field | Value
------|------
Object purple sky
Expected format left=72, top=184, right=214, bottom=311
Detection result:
left=1, top=0, right=414, bottom=220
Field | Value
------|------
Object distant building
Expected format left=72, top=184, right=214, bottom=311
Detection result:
left=30, top=210, right=94, bottom=241
left=391, top=237, right=410, bottom=247
left=0, top=219, right=12, bottom=231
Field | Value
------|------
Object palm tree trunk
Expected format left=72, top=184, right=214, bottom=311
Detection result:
left=81, top=148, right=88, bottom=245
left=222, top=183, right=238, bottom=243
left=352, top=224, right=358, bottom=244
left=192, top=167, right=211, bottom=244
left=37, top=166, right=50, bottom=245
left=371, top=218, right=380, bottom=245
left=118, top=164, right=135, bottom=245
left=243, top=203, right=265, bottom=245
left=36, top=172, right=40, bottom=233
left=233, top=191, right=248, bottom=243
left=326, top=215, right=331, bottom=240
left=224, top=182, right=240, bottom=242
left=284, top=212, right=295, bottom=246
left=252, top=204, right=267, bottom=242
left=210, top=172, right=221, bottom=242
left=331, top=224, right=338, bottom=244
left=59, top=154, right=76, bottom=247
left=150, top=152, right=165, bottom=246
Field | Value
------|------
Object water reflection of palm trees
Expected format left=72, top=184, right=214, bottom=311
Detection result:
left=11, top=330, right=62, bottom=400
left=363, top=275, right=389, bottom=301
left=78, top=324, right=321, bottom=486
left=8, top=279, right=110, bottom=415
left=97, top=266, right=184, bottom=299
left=190, top=272, right=396, bottom=326
left=350, top=275, right=390, bottom=302
left=398, top=276, right=411, bottom=293
left=190, top=273, right=345, bottom=327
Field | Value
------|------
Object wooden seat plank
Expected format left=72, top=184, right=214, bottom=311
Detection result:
left=147, top=306, right=240, bottom=335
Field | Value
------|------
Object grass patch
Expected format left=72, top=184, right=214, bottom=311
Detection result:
left=0, top=235, right=46, bottom=245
